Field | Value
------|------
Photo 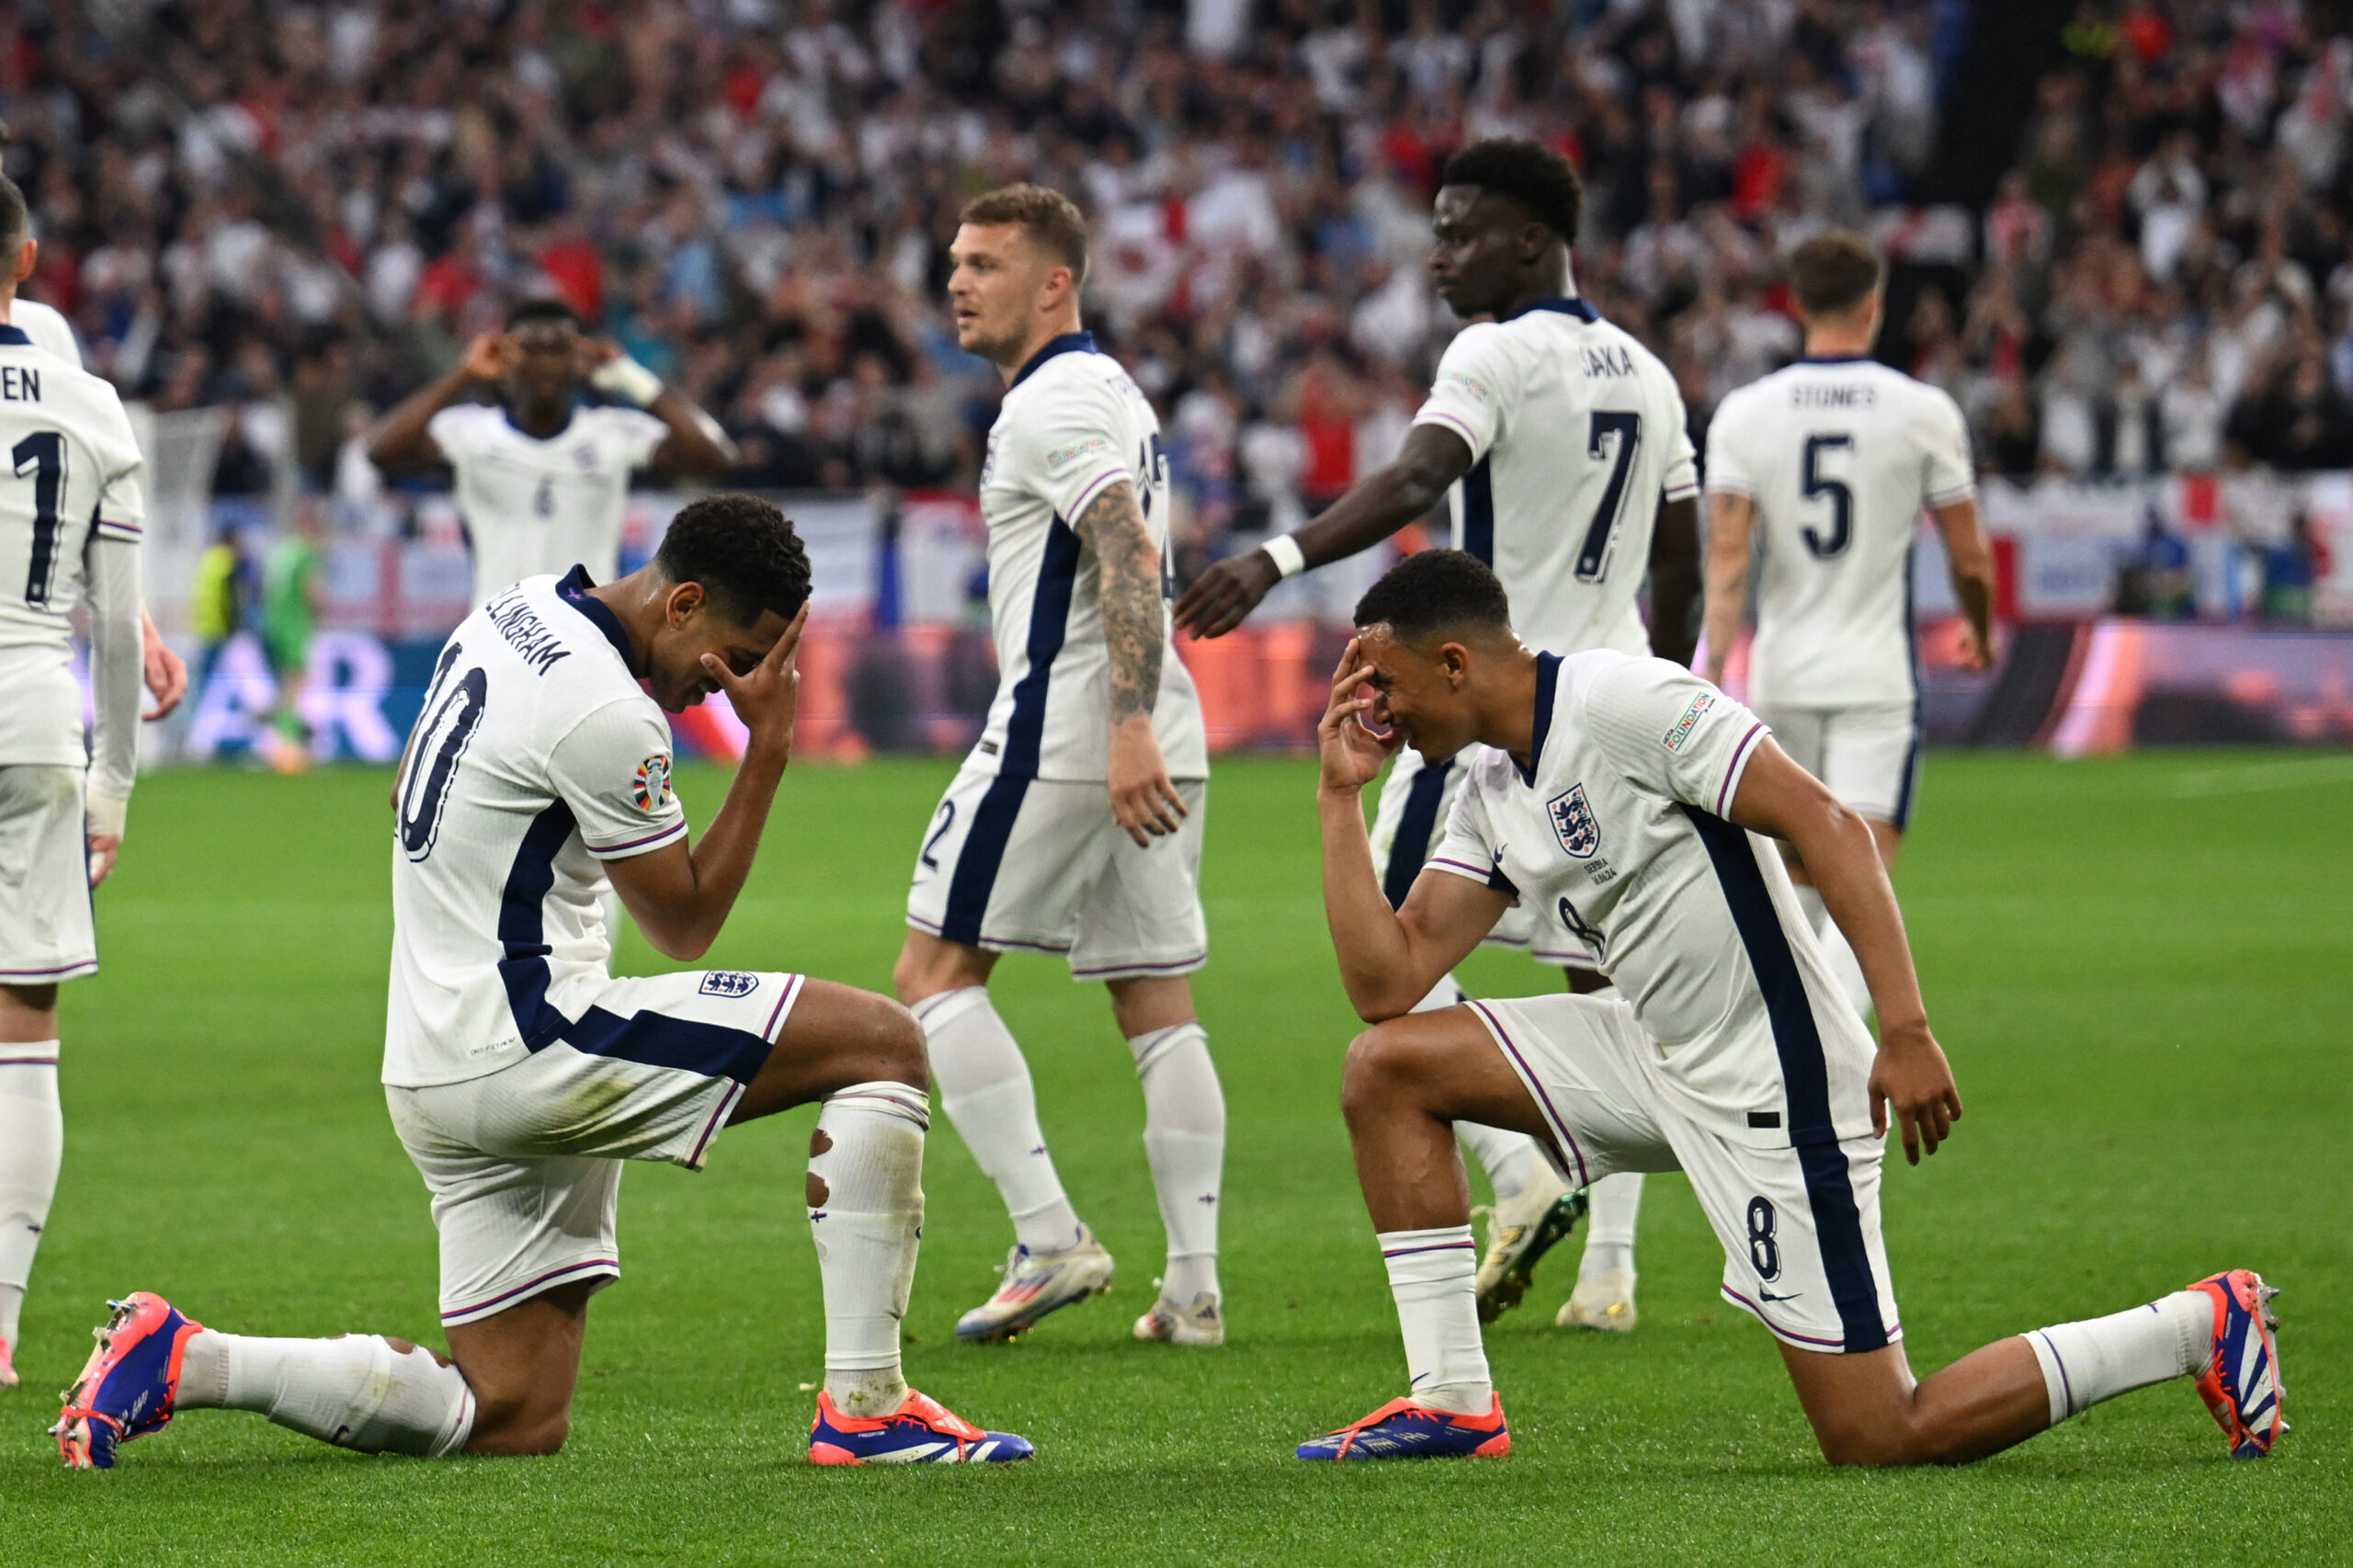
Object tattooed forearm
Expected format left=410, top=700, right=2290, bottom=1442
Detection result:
left=1074, top=479, right=1165, bottom=722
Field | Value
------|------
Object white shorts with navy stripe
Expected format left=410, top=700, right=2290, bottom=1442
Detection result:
left=1469, top=992, right=1901, bottom=1354
left=0, top=765, right=97, bottom=983
left=1755, top=701, right=1922, bottom=830
left=905, top=766, right=1207, bottom=981
left=1368, top=746, right=1548, bottom=959
left=386, top=968, right=804, bottom=1327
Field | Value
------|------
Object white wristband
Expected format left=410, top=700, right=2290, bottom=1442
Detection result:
left=85, top=791, right=128, bottom=839
left=1262, top=534, right=1306, bottom=580
left=589, top=355, right=664, bottom=407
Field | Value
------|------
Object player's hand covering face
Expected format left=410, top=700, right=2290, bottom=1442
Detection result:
left=1318, top=635, right=1404, bottom=793
left=699, top=601, right=809, bottom=759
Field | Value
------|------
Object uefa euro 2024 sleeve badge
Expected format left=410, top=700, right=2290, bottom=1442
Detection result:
left=1548, top=783, right=1600, bottom=859
left=632, top=753, right=675, bottom=812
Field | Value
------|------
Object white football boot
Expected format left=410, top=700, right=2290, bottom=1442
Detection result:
left=1132, top=1285, right=1224, bottom=1346
left=1558, top=1261, right=1639, bottom=1332
left=955, top=1226, right=1115, bottom=1343
left=1472, top=1172, right=1586, bottom=1324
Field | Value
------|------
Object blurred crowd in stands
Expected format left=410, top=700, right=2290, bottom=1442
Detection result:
left=0, top=0, right=2349, bottom=592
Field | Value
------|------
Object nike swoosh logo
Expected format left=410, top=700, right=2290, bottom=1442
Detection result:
left=1757, top=1290, right=1804, bottom=1302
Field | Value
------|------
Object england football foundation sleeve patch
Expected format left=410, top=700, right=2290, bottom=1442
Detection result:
left=1023, top=379, right=1137, bottom=526
left=1410, top=323, right=1518, bottom=462
left=1426, top=767, right=1518, bottom=895
left=1586, top=659, right=1771, bottom=819
left=548, top=698, right=689, bottom=860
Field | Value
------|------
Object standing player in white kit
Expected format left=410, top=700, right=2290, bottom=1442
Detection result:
left=1177, top=140, right=1700, bottom=1335
left=0, top=172, right=147, bottom=1392
left=894, top=186, right=1227, bottom=1348
left=366, top=300, right=736, bottom=608
left=1701, top=233, right=1995, bottom=1014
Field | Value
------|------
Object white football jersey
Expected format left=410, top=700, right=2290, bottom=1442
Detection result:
left=0, top=327, right=146, bottom=786
left=1413, top=298, right=1699, bottom=657
left=1705, top=357, right=1975, bottom=707
left=385, top=568, right=688, bottom=1088
left=971, top=332, right=1207, bottom=782
left=10, top=298, right=83, bottom=367
left=426, top=403, right=668, bottom=608
left=1430, top=650, right=1876, bottom=1148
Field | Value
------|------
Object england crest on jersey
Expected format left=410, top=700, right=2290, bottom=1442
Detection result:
left=699, top=971, right=760, bottom=998
left=1548, top=784, right=1600, bottom=859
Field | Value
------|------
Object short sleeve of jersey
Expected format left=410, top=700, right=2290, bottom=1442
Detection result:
left=1582, top=659, right=1770, bottom=820
left=1014, top=372, right=1134, bottom=524
left=1702, top=391, right=1757, bottom=499
left=426, top=404, right=495, bottom=464
left=594, top=407, right=669, bottom=472
left=1920, top=388, right=1975, bottom=507
left=1412, top=324, right=1517, bottom=462
left=1661, top=403, right=1699, bottom=502
left=1427, top=763, right=1519, bottom=896
left=546, top=698, right=688, bottom=860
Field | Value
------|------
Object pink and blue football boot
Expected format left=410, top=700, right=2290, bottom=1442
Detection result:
left=2188, top=1269, right=2287, bottom=1460
left=1295, top=1393, right=1511, bottom=1460
left=809, top=1389, right=1033, bottom=1464
left=52, top=1292, right=206, bottom=1470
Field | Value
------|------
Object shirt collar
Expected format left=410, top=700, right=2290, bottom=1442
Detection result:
left=0, top=324, right=29, bottom=347
left=503, top=399, right=579, bottom=441
left=1009, top=331, right=1097, bottom=388
left=553, top=564, right=641, bottom=674
left=1802, top=353, right=1876, bottom=365
left=1504, top=296, right=1599, bottom=324
left=1518, top=652, right=1561, bottom=786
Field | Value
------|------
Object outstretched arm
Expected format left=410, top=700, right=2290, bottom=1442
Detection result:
left=1073, top=478, right=1188, bottom=846
left=1175, top=423, right=1472, bottom=638
left=1726, top=739, right=1961, bottom=1163
left=1932, top=495, right=1996, bottom=672
left=605, top=606, right=808, bottom=960
left=1647, top=494, right=1702, bottom=668
left=1315, top=639, right=1507, bottom=1018
left=1700, top=491, right=1756, bottom=687
left=367, top=332, right=507, bottom=472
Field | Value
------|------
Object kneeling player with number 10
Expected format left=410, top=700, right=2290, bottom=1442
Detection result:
left=54, top=494, right=1029, bottom=1469
left=1295, top=548, right=2283, bottom=1465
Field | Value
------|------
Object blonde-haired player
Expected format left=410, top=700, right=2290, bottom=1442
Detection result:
left=1702, top=232, right=1995, bottom=1013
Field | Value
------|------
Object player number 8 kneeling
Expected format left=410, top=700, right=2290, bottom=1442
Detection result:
left=1746, top=1197, right=1780, bottom=1281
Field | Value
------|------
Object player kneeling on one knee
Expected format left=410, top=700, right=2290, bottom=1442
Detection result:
left=1293, top=549, right=2284, bottom=1466
left=54, top=496, right=1029, bottom=1469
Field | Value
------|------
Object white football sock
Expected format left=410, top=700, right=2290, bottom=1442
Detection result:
left=2025, top=1291, right=2211, bottom=1426
left=1814, top=915, right=1874, bottom=1018
left=1406, top=973, right=1463, bottom=1014
left=1379, top=1225, right=1490, bottom=1415
left=1409, top=976, right=1545, bottom=1208
left=1129, top=1022, right=1222, bottom=1304
left=808, top=1080, right=927, bottom=1416
left=1579, top=1171, right=1644, bottom=1283
left=1457, top=1121, right=1540, bottom=1205
left=178, top=1332, right=475, bottom=1455
left=0, top=1043, right=63, bottom=1346
left=915, top=988, right=1082, bottom=1255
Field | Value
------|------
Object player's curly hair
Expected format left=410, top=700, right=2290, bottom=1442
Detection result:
left=507, top=297, right=582, bottom=330
left=1441, top=139, right=1583, bottom=246
left=1353, top=549, right=1513, bottom=643
left=654, top=494, right=812, bottom=627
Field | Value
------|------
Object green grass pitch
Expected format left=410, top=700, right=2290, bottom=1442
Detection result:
left=6, top=750, right=2348, bottom=1564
